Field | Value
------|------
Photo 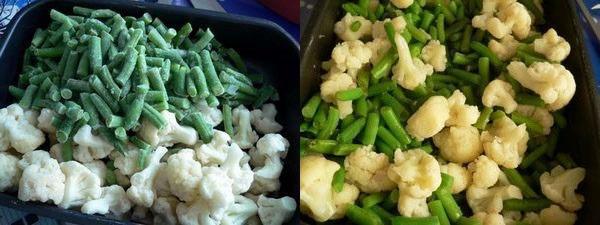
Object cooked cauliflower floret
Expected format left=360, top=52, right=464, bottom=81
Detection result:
left=392, top=35, right=433, bottom=90
left=18, top=151, right=65, bottom=204
left=300, top=154, right=339, bottom=222
left=539, top=166, right=585, bottom=211
left=472, top=0, right=531, bottom=39
left=388, top=148, right=441, bottom=198
left=222, top=195, right=258, bottom=225
left=73, top=125, right=114, bottom=163
left=257, top=195, right=297, bottom=225
left=539, top=205, right=577, bottom=225
left=334, top=13, right=372, bottom=41
left=433, top=126, right=483, bottom=164
left=407, top=96, right=450, bottom=140
left=139, top=111, right=198, bottom=147
left=489, top=35, right=519, bottom=60
left=507, top=61, right=576, bottom=111
left=372, top=17, right=407, bottom=39
left=232, top=105, right=259, bottom=149
left=331, top=183, right=360, bottom=219
left=390, top=0, right=414, bottom=8
left=250, top=103, right=283, bottom=134
left=468, top=155, right=501, bottom=188
left=195, top=130, right=231, bottom=165
left=439, top=163, right=471, bottom=193
left=467, top=184, right=522, bottom=213
left=81, top=185, right=132, bottom=216
left=0, top=104, right=45, bottom=153
left=36, top=108, right=56, bottom=133
left=0, top=152, right=21, bottom=191
left=420, top=40, right=447, bottom=72
left=397, top=193, right=430, bottom=217
left=344, top=146, right=395, bottom=193
left=58, top=161, right=102, bottom=209
left=127, top=147, right=168, bottom=208
left=166, top=149, right=203, bottom=202
left=366, top=38, right=392, bottom=64
left=473, top=212, right=506, bottom=225
left=447, top=90, right=480, bottom=126
left=83, top=160, right=107, bottom=186
left=331, top=40, right=372, bottom=76
left=152, top=196, right=180, bottom=225
left=533, top=28, right=570, bottom=62
left=320, top=71, right=357, bottom=118
left=480, top=116, right=529, bottom=168
left=515, top=105, right=554, bottom=135
left=482, top=79, right=518, bottom=113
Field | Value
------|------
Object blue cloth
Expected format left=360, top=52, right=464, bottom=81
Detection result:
left=581, top=0, right=600, bottom=88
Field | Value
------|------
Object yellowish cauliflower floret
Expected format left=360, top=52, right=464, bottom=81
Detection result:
left=533, top=28, right=570, bottom=62
left=388, top=148, right=441, bottom=198
left=468, top=155, right=501, bottom=188
left=299, top=154, right=340, bottom=222
left=539, top=166, right=585, bottom=212
left=467, top=184, right=523, bottom=213
left=420, top=40, right=447, bottom=72
left=366, top=38, right=392, bottom=64
left=539, top=205, right=577, bottom=225
left=390, top=0, right=414, bottom=9
left=480, top=116, right=529, bottom=168
left=439, top=163, right=471, bottom=194
left=515, top=105, right=554, bottom=135
left=447, top=90, right=480, bottom=127
left=482, top=80, right=518, bottom=113
left=392, top=35, right=433, bottom=90
left=343, top=146, right=395, bottom=193
left=406, top=96, right=450, bottom=140
left=433, top=126, right=483, bottom=164
left=331, top=40, right=372, bottom=76
left=331, top=183, right=360, bottom=219
left=507, top=61, right=576, bottom=111
left=397, top=193, right=430, bottom=217
left=473, top=212, right=505, bottom=225
left=489, top=35, right=519, bottom=60
left=472, top=0, right=531, bottom=39
left=334, top=13, right=372, bottom=41
left=372, top=17, right=407, bottom=39
left=320, top=72, right=357, bottom=118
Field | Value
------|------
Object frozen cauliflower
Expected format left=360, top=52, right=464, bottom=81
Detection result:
left=331, top=183, right=360, bottom=219
left=507, top=61, right=576, bottom=111
left=372, top=17, right=407, bottom=39
left=113, top=148, right=140, bottom=176
left=366, top=38, right=392, bottom=64
left=0, top=104, right=45, bottom=154
left=397, top=193, right=430, bottom=217
left=152, top=196, right=180, bottom=225
left=195, top=130, right=231, bottom=165
left=58, top=161, right=102, bottom=209
left=539, top=205, right=577, bottom=225
left=176, top=197, right=221, bottom=225
left=407, top=96, right=450, bottom=140
left=488, top=35, right=519, bottom=60
left=344, top=146, right=395, bottom=193
left=533, top=28, right=570, bottom=62
left=81, top=185, right=132, bottom=216
left=222, top=143, right=254, bottom=195
left=320, top=71, right=357, bottom=118
left=250, top=134, right=289, bottom=194
left=447, top=90, right=480, bottom=127
left=334, top=13, right=372, bottom=41
left=166, top=149, right=203, bottom=202
left=127, top=147, right=168, bottom=208
left=257, top=195, right=297, bottom=225
left=198, top=166, right=235, bottom=222
left=515, top=105, right=554, bottom=135
left=36, top=108, right=56, bottom=133
left=439, top=163, right=471, bottom=193
left=392, top=35, right=433, bottom=90
left=153, top=163, right=171, bottom=197
left=433, top=126, right=483, bottom=164
left=330, top=40, right=372, bottom=76
left=300, top=154, right=339, bottom=222
left=195, top=99, right=223, bottom=128
left=250, top=103, right=283, bottom=134
left=18, top=151, right=65, bottom=204
left=73, top=125, right=115, bottom=163
left=388, top=148, right=441, bottom=198
left=481, top=116, right=529, bottom=168
left=468, top=155, right=501, bottom=188
left=232, top=105, right=259, bottom=149
left=249, top=133, right=289, bottom=167
left=83, top=160, right=107, bottom=186
left=222, top=195, right=258, bottom=225
left=539, top=166, right=585, bottom=211
left=420, top=40, right=447, bottom=72
left=0, top=152, right=21, bottom=192
left=482, top=80, right=518, bottom=113
left=467, top=184, right=522, bottom=213
left=390, top=0, right=413, bottom=8
left=49, top=143, right=63, bottom=162
left=139, top=111, right=198, bottom=147
left=472, top=0, right=531, bottom=39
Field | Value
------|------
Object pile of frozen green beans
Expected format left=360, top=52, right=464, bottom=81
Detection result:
left=9, top=7, right=275, bottom=160
left=300, top=0, right=576, bottom=224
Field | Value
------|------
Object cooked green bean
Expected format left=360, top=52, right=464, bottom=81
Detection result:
left=346, top=205, right=384, bottom=225
left=361, top=112, right=380, bottom=145
left=332, top=167, right=345, bottom=192
left=338, top=117, right=366, bottom=144
left=503, top=168, right=539, bottom=198
left=317, top=107, right=340, bottom=139
left=429, top=200, right=451, bottom=225
left=392, top=216, right=440, bottom=225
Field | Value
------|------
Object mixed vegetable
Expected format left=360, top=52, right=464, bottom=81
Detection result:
left=300, top=0, right=584, bottom=225
left=0, top=7, right=296, bottom=225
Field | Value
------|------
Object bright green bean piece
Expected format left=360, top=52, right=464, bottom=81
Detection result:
left=332, top=167, right=345, bottom=192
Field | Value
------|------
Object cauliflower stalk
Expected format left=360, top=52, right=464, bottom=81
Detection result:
left=139, top=111, right=198, bottom=147
left=539, top=165, right=585, bottom=212
left=36, top=108, right=56, bottom=133
left=480, top=116, right=529, bottom=168
left=392, top=35, right=433, bottom=90
left=482, top=79, right=518, bottom=113
left=0, top=104, right=45, bottom=154
left=81, top=185, right=132, bottom=216
left=83, top=160, right=107, bottom=186
left=533, top=28, right=571, bottom=62
left=447, top=90, right=481, bottom=127
left=73, top=125, right=115, bottom=163
left=344, top=145, right=396, bottom=193
left=334, top=13, right=372, bottom=41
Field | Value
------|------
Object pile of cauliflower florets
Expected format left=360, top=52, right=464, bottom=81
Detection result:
left=302, top=0, right=585, bottom=224
left=0, top=102, right=296, bottom=225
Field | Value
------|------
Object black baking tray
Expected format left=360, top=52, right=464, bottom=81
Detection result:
left=300, top=0, right=600, bottom=224
left=0, top=0, right=300, bottom=224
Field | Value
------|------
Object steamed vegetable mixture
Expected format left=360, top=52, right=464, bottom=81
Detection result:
left=300, top=0, right=585, bottom=225
left=0, top=7, right=296, bottom=225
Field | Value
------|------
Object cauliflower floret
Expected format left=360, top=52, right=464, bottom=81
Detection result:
left=467, top=184, right=522, bottom=213
left=232, top=105, right=259, bottom=149
left=139, top=111, right=198, bottom=147
left=72, top=125, right=115, bottom=163
left=397, top=193, right=430, bottom=217
left=473, top=212, right=506, bottom=225
left=522, top=212, right=541, bottom=225
left=372, top=17, right=407, bottom=39
left=37, top=108, right=56, bottom=133
left=195, top=99, right=223, bottom=127
left=420, top=40, right=447, bottom=72
left=176, top=197, right=220, bottom=225
left=127, top=147, right=168, bottom=208
left=115, top=169, right=130, bottom=188
left=390, top=0, right=414, bottom=8
left=407, top=96, right=450, bottom=140
left=388, top=148, right=441, bottom=198
left=447, top=90, right=480, bottom=126
left=439, top=163, right=471, bottom=193
left=515, top=105, right=554, bottom=135
left=539, top=166, right=585, bottom=211
left=481, top=116, right=529, bottom=168
left=0, top=152, right=21, bottom=191
left=81, top=185, right=132, bottom=216
left=222, top=195, right=259, bottom=225
left=198, top=166, right=235, bottom=221
left=472, top=0, right=531, bottom=39
left=18, top=150, right=51, bottom=169
left=334, top=13, right=372, bottom=41
left=250, top=103, right=283, bottom=134
left=153, top=163, right=171, bottom=197
left=489, top=35, right=519, bottom=60
left=344, top=145, right=396, bottom=193
left=539, top=205, right=577, bottom=225
left=496, top=2, right=531, bottom=39
left=331, top=40, right=372, bottom=76
left=433, top=126, right=483, bottom=164
left=468, top=155, right=501, bottom=188
left=507, top=61, right=576, bottom=111
left=300, top=154, right=339, bottom=222
left=320, top=71, right=357, bottom=118
left=0, top=104, right=45, bottom=153
left=83, top=160, right=107, bottom=186
left=331, top=183, right=360, bottom=219
left=113, top=149, right=140, bottom=176
left=257, top=195, right=297, bottom=225
left=18, top=153, right=65, bottom=204
left=482, top=80, right=518, bottom=113
left=366, top=38, right=392, bottom=64
left=533, top=28, right=570, bottom=62
left=58, top=161, right=102, bottom=209
left=166, top=149, right=203, bottom=202
left=222, top=143, right=254, bottom=194
left=472, top=14, right=511, bottom=40
left=195, top=130, right=231, bottom=165
left=250, top=155, right=282, bottom=195
left=249, top=134, right=289, bottom=194
left=152, top=196, right=180, bottom=225
left=249, top=133, right=289, bottom=167
left=392, top=35, right=433, bottom=90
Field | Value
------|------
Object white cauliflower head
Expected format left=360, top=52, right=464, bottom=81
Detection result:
left=58, top=161, right=102, bottom=209
left=18, top=150, right=51, bottom=169
left=344, top=145, right=396, bottom=193
left=232, top=105, right=259, bottom=149
left=334, top=13, right=373, bottom=41
left=18, top=151, right=65, bottom=204
left=447, top=90, right=480, bottom=127
left=331, top=40, right=372, bottom=76
left=300, top=154, right=339, bottom=222
left=392, top=35, right=433, bottom=90
left=222, top=143, right=254, bottom=194
left=257, top=195, right=297, bottom=225
left=127, top=147, right=168, bottom=208
left=488, top=35, right=519, bottom=60
left=439, top=162, right=471, bottom=193
left=81, top=185, right=132, bottom=216
left=195, top=130, right=231, bottom=165
left=0, top=104, right=45, bottom=153
left=198, top=166, right=235, bottom=222
left=250, top=103, right=283, bottom=134
left=331, top=183, right=360, bottom=219
left=407, top=96, right=450, bottom=140
left=433, top=126, right=483, bottom=164
left=482, top=79, right=518, bottom=113
left=139, top=111, right=198, bottom=147
left=195, top=99, right=223, bottom=127
left=539, top=205, right=577, bottom=225
left=533, top=28, right=570, bottom=62
left=222, top=195, right=259, bottom=225
left=388, top=148, right=441, bottom=198
left=73, top=125, right=114, bottom=163
left=372, top=17, right=407, bottom=39
left=397, top=193, right=430, bottom=217
left=152, top=196, right=180, bottom=225
left=250, top=133, right=289, bottom=167
left=467, top=184, right=522, bottom=213
left=468, top=155, right=501, bottom=188
left=539, top=166, right=585, bottom=212
left=507, top=61, right=576, bottom=111
left=472, top=0, right=532, bottom=39
left=37, top=108, right=56, bottom=133
left=83, top=160, right=107, bottom=186
left=0, top=152, right=21, bottom=191
left=421, top=40, right=447, bottom=72
left=473, top=212, right=506, bottom=225
left=515, top=105, right=554, bottom=135
left=166, top=148, right=203, bottom=202
left=481, top=116, right=529, bottom=168
left=390, top=0, right=414, bottom=8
